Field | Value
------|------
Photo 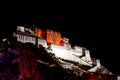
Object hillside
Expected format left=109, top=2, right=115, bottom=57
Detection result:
left=0, top=39, right=83, bottom=80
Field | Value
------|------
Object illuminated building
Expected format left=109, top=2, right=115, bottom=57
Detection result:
left=13, top=26, right=111, bottom=74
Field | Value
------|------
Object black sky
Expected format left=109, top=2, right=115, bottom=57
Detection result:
left=0, top=5, right=119, bottom=74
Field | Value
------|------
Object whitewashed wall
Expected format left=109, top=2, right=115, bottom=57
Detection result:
left=85, top=50, right=92, bottom=62
left=17, top=26, right=25, bottom=32
left=51, top=44, right=92, bottom=66
left=38, top=38, right=48, bottom=48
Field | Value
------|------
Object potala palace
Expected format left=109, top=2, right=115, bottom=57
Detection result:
left=13, top=26, right=111, bottom=74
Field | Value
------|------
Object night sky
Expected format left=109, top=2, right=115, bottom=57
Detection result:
left=0, top=6, right=119, bottom=74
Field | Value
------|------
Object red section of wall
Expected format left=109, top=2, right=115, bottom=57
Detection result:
left=35, top=28, right=45, bottom=38
left=46, top=30, right=62, bottom=45
left=31, top=28, right=62, bottom=45
left=46, top=29, right=54, bottom=44
left=54, top=31, right=62, bottom=45
left=41, top=30, right=46, bottom=38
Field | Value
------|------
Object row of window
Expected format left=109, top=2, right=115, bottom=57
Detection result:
left=17, top=34, right=47, bottom=48
left=17, top=35, right=35, bottom=42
